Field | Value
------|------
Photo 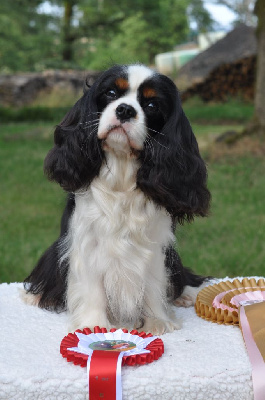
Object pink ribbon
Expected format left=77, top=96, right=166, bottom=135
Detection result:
left=240, top=305, right=265, bottom=400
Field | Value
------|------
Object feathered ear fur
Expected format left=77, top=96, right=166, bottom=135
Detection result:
left=137, top=83, right=210, bottom=224
left=44, top=84, right=104, bottom=192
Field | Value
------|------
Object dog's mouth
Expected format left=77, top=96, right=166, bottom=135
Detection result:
left=102, top=125, right=140, bottom=155
left=107, top=125, right=128, bottom=140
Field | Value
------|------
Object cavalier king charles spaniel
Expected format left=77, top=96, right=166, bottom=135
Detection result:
left=23, top=64, right=210, bottom=335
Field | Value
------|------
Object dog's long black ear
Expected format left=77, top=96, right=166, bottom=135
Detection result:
left=137, top=88, right=210, bottom=224
left=44, top=85, right=104, bottom=192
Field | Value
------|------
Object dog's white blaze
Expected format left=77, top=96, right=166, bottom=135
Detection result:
left=127, top=64, right=154, bottom=92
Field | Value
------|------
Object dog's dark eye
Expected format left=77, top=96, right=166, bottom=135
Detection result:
left=145, top=101, right=158, bottom=111
left=106, top=89, right=117, bottom=99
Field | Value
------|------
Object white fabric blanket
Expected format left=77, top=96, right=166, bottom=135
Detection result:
left=0, top=281, right=254, bottom=400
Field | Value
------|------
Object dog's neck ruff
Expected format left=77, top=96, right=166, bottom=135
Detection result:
left=66, top=151, right=174, bottom=329
left=99, top=152, right=139, bottom=192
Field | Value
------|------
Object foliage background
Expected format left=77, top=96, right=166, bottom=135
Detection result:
left=0, top=0, right=213, bottom=72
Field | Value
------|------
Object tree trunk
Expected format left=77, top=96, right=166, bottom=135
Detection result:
left=253, top=0, right=265, bottom=135
left=62, top=0, right=75, bottom=62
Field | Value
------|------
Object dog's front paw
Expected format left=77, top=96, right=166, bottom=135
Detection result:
left=174, top=285, right=200, bottom=308
left=141, top=317, right=181, bottom=335
left=19, top=288, right=41, bottom=306
left=68, top=317, right=113, bottom=333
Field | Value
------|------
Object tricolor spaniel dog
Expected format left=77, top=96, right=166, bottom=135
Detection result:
left=24, top=64, right=210, bottom=335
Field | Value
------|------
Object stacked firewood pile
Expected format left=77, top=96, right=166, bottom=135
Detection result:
left=181, top=55, right=256, bottom=102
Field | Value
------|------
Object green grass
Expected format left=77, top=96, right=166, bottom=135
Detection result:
left=0, top=120, right=264, bottom=283
left=183, top=97, right=254, bottom=124
left=177, top=156, right=265, bottom=278
left=0, top=106, right=70, bottom=123
left=0, top=122, right=65, bottom=282
left=192, top=123, right=244, bottom=151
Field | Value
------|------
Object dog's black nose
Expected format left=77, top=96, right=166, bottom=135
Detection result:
left=116, top=103, right=137, bottom=122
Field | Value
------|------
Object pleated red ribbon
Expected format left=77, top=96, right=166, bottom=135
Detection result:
left=60, top=326, right=164, bottom=368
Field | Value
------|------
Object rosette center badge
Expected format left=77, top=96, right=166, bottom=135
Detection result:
left=88, top=340, right=136, bottom=352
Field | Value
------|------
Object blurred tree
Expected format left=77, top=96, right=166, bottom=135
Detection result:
left=0, top=0, right=59, bottom=72
left=79, top=0, right=190, bottom=67
left=62, top=0, right=76, bottom=61
left=188, top=0, right=214, bottom=32
left=226, top=0, right=265, bottom=137
left=0, top=0, right=214, bottom=71
left=49, top=0, right=214, bottom=67
left=252, top=0, right=265, bottom=134
left=77, top=0, right=213, bottom=68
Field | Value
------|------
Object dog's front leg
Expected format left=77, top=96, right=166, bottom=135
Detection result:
left=140, top=251, right=181, bottom=335
left=67, top=268, right=110, bottom=332
left=141, top=285, right=181, bottom=335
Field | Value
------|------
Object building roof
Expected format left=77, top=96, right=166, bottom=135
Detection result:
left=178, top=23, right=257, bottom=83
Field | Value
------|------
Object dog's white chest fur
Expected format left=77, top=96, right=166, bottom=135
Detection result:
left=66, top=153, right=175, bottom=331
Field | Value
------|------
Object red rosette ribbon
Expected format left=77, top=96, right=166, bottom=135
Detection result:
left=60, top=326, right=164, bottom=400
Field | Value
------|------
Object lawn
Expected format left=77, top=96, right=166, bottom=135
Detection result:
left=177, top=155, right=265, bottom=278
left=0, top=122, right=65, bottom=282
left=0, top=114, right=264, bottom=283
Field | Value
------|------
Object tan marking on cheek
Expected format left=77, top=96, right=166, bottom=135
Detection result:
left=143, top=87, right=157, bottom=98
left=115, top=78, right=129, bottom=90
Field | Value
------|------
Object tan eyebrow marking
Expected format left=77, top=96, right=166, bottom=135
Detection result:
left=143, top=87, right=157, bottom=98
left=115, top=78, right=129, bottom=90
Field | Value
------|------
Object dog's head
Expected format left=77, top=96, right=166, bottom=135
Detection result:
left=45, top=64, right=210, bottom=223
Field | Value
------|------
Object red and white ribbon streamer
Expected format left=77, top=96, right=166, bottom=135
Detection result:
left=67, top=329, right=159, bottom=400
left=87, top=350, right=124, bottom=400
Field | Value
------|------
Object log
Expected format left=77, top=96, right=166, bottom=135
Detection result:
left=181, top=56, right=256, bottom=103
